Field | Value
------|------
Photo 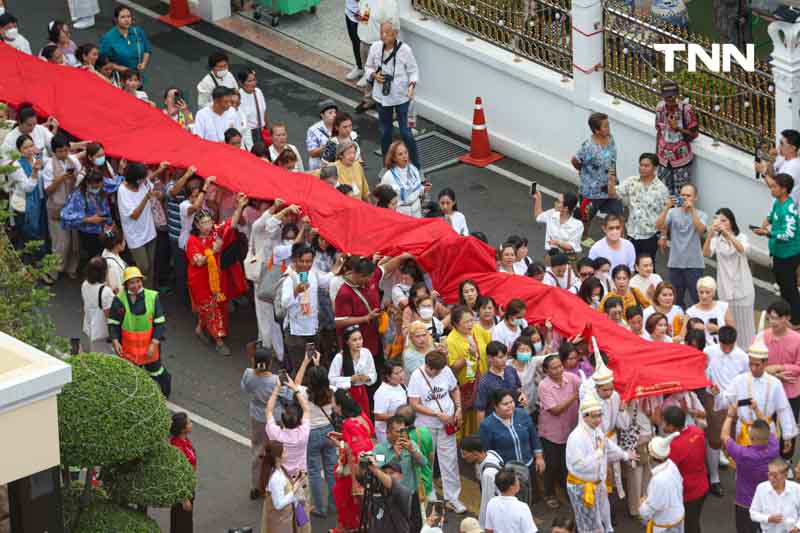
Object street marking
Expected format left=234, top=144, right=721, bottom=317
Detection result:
left=166, top=400, right=252, bottom=448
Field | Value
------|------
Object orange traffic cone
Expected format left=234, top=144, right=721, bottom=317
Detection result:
left=159, top=0, right=201, bottom=27
left=459, top=97, right=503, bottom=167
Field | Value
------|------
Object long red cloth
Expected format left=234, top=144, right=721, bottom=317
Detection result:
left=0, top=44, right=709, bottom=399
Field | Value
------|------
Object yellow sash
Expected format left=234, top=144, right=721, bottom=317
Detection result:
left=605, top=430, right=616, bottom=494
left=646, top=517, right=684, bottom=533
left=567, top=473, right=598, bottom=508
left=736, top=416, right=776, bottom=446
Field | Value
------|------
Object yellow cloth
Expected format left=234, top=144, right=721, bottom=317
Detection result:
left=599, top=288, right=651, bottom=313
left=204, top=249, right=225, bottom=302
left=567, top=473, right=598, bottom=508
left=605, top=430, right=616, bottom=494
left=334, top=160, right=370, bottom=201
left=446, top=325, right=491, bottom=381
left=736, top=416, right=777, bottom=446
left=646, top=517, right=684, bottom=533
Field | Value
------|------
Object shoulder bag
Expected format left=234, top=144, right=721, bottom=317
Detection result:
left=419, top=368, right=458, bottom=435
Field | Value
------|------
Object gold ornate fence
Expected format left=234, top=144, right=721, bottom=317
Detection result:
left=414, top=0, right=573, bottom=77
left=603, top=1, right=774, bottom=152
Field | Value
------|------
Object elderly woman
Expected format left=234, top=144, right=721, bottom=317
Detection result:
left=186, top=195, right=248, bottom=356
left=685, top=276, right=735, bottom=345
left=163, top=88, right=194, bottom=130
left=643, top=281, right=685, bottom=339
left=380, top=140, right=429, bottom=217
left=99, top=6, right=151, bottom=75
left=334, top=140, right=369, bottom=201
left=237, top=68, right=269, bottom=146
left=703, top=207, right=756, bottom=349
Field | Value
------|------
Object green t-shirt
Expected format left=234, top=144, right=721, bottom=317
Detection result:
left=768, top=197, right=800, bottom=258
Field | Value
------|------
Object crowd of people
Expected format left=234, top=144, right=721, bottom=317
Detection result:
left=6, top=4, right=800, bottom=533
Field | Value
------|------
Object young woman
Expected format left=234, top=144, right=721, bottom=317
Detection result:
left=81, top=256, right=114, bottom=354
left=578, top=276, right=605, bottom=309
left=492, top=298, right=528, bottom=350
left=599, top=264, right=650, bottom=313
left=685, top=276, right=735, bottom=345
left=559, top=341, right=593, bottom=379
left=328, top=325, right=377, bottom=416
left=305, top=365, right=337, bottom=518
left=186, top=194, right=249, bottom=356
left=533, top=189, right=583, bottom=256
left=458, top=279, right=481, bottom=318
left=509, top=336, right=545, bottom=415
left=268, top=122, right=304, bottom=171
left=645, top=312, right=672, bottom=343
left=76, top=43, right=99, bottom=73
left=373, top=360, right=408, bottom=442
left=61, top=169, right=114, bottom=263
left=643, top=281, right=685, bottom=339
left=403, top=321, right=435, bottom=382
left=41, top=44, right=65, bottom=65
left=7, top=134, right=45, bottom=254
left=322, top=112, right=361, bottom=165
left=260, top=440, right=309, bottom=533
left=380, top=141, right=428, bottom=218
left=163, top=87, right=194, bottom=129
left=476, top=295, right=499, bottom=335
left=438, top=188, right=469, bottom=236
left=334, top=141, right=369, bottom=201
left=703, top=207, right=756, bottom=349
left=100, top=226, right=127, bottom=293
left=329, top=389, right=374, bottom=533
left=169, top=412, right=197, bottom=533
left=447, top=305, right=492, bottom=438
left=372, top=184, right=398, bottom=210
left=629, top=253, right=663, bottom=301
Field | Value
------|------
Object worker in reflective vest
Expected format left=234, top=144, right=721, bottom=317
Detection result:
left=108, top=266, right=170, bottom=396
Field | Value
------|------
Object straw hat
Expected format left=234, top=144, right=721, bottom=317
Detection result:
left=648, top=432, right=680, bottom=460
left=591, top=337, right=614, bottom=385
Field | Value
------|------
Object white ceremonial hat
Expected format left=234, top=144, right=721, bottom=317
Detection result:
left=748, top=333, right=769, bottom=360
left=648, top=432, right=680, bottom=460
left=581, top=395, right=603, bottom=416
left=591, top=337, right=614, bottom=385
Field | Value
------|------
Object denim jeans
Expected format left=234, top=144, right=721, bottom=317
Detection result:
left=377, top=100, right=420, bottom=169
left=668, top=267, right=704, bottom=308
left=307, top=424, right=337, bottom=514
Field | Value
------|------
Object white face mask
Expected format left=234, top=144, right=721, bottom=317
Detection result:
left=533, top=341, right=543, bottom=353
left=419, top=306, right=434, bottom=320
left=0, top=7, right=6, bottom=16
left=5, top=27, right=18, bottom=40
left=215, top=69, right=229, bottom=79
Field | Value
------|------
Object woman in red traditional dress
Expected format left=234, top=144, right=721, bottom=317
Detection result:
left=186, top=193, right=248, bottom=356
left=329, top=388, right=375, bottom=533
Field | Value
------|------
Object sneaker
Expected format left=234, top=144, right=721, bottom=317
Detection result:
left=356, top=73, right=369, bottom=88
left=73, top=16, right=95, bottom=29
left=719, top=453, right=730, bottom=467
left=446, top=500, right=467, bottom=514
left=346, top=67, right=364, bottom=81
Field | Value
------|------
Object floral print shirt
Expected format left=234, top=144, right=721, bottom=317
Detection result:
left=576, top=136, right=617, bottom=199
left=615, top=175, right=670, bottom=239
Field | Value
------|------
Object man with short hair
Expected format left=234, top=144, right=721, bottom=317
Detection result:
left=485, top=469, right=538, bottom=533
left=609, top=152, right=670, bottom=260
left=373, top=415, right=428, bottom=494
left=704, top=325, right=749, bottom=496
left=665, top=405, right=708, bottom=533
left=542, top=252, right=578, bottom=291
left=656, top=182, right=708, bottom=308
left=362, top=457, right=423, bottom=533
left=764, top=129, right=800, bottom=207
left=461, top=434, right=502, bottom=528
left=587, top=214, right=636, bottom=272
left=193, top=86, right=239, bottom=143
left=396, top=404, right=435, bottom=502
left=0, top=13, right=31, bottom=54
left=749, top=458, right=800, bottom=531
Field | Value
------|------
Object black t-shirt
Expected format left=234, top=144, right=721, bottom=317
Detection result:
left=370, top=479, right=422, bottom=533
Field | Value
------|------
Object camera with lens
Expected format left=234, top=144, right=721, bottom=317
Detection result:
left=358, top=451, right=374, bottom=470
left=381, top=74, right=394, bottom=96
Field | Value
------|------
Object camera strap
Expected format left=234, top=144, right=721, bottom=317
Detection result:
left=381, top=41, right=402, bottom=76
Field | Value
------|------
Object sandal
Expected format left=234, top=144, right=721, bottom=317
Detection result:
left=195, top=329, right=211, bottom=346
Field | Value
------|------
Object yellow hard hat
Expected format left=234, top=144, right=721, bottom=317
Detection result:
left=122, top=266, right=145, bottom=284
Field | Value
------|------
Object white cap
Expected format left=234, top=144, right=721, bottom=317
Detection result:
left=591, top=337, right=614, bottom=385
left=581, top=395, right=603, bottom=415
left=748, top=333, right=769, bottom=360
left=648, top=432, right=680, bottom=460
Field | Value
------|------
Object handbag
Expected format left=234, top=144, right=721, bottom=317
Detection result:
left=617, top=402, right=641, bottom=451
left=419, top=367, right=458, bottom=435
left=243, top=231, right=261, bottom=282
left=256, top=257, right=284, bottom=302
left=458, top=334, right=481, bottom=410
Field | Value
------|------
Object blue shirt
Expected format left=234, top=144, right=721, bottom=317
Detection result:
left=479, top=408, right=542, bottom=466
left=99, top=26, right=151, bottom=71
left=60, top=178, right=121, bottom=234
left=575, top=136, right=617, bottom=199
left=474, top=367, right=522, bottom=412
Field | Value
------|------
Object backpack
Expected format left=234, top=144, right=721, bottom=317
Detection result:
left=481, top=458, right=532, bottom=506
left=272, top=271, right=296, bottom=323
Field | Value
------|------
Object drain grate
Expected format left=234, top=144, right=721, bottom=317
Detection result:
left=415, top=131, right=468, bottom=173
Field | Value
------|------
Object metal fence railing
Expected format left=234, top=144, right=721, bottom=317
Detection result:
left=414, top=0, right=574, bottom=78
left=603, top=1, right=775, bottom=152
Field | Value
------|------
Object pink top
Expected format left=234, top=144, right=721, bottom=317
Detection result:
left=765, top=329, right=800, bottom=399
left=266, top=419, right=311, bottom=476
left=537, top=372, right=581, bottom=444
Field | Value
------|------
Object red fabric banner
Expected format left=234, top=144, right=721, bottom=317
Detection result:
left=0, top=44, right=709, bottom=399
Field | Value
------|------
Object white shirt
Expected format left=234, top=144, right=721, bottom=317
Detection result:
left=101, top=249, right=127, bottom=294
left=492, top=319, right=528, bottom=351
left=193, top=106, right=240, bottom=143
left=630, top=273, right=662, bottom=298
left=535, top=209, right=583, bottom=252
left=267, top=468, right=297, bottom=510
left=178, top=199, right=199, bottom=250
left=42, top=154, right=82, bottom=199
left=686, top=301, right=729, bottom=345
left=725, top=372, right=798, bottom=439
left=542, top=267, right=579, bottom=292
left=2, top=125, right=53, bottom=163
left=639, top=460, right=685, bottom=532
left=776, top=156, right=800, bottom=208
left=588, top=237, right=636, bottom=271
left=566, top=420, right=628, bottom=482
left=380, top=165, right=423, bottom=218
left=6, top=160, right=39, bottom=212
left=578, top=379, right=622, bottom=437
left=364, top=41, right=419, bottom=107
left=704, top=343, right=749, bottom=411
left=196, top=71, right=239, bottom=109
left=446, top=211, right=469, bottom=236
left=478, top=451, right=503, bottom=528
left=117, top=181, right=157, bottom=249
left=82, top=281, right=114, bottom=341
left=643, top=305, right=684, bottom=337
left=751, top=480, right=800, bottom=532
left=269, top=144, right=305, bottom=172
left=280, top=268, right=334, bottom=336
left=373, top=382, right=408, bottom=442
left=408, top=366, right=458, bottom=429
left=485, top=495, right=538, bottom=533
left=328, top=348, right=377, bottom=390
left=238, top=87, right=267, bottom=129
left=5, top=34, right=32, bottom=54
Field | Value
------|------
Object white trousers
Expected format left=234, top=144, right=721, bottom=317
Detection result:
left=254, top=297, right=284, bottom=359
left=67, top=0, right=100, bottom=20
left=429, top=426, right=460, bottom=503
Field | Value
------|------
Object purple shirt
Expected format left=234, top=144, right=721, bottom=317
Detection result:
left=565, top=358, right=593, bottom=380
left=725, top=435, right=779, bottom=507
left=537, top=372, right=581, bottom=444
left=266, top=418, right=311, bottom=477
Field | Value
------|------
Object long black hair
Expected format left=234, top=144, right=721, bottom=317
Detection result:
left=340, top=325, right=361, bottom=377
left=170, top=412, right=189, bottom=437
left=307, top=365, right=332, bottom=408
left=334, top=388, right=362, bottom=418
left=715, top=207, right=740, bottom=236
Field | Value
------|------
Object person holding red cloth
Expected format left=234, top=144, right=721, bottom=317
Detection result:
left=186, top=193, right=248, bottom=356
left=664, top=405, right=708, bottom=533
left=169, top=412, right=196, bottom=533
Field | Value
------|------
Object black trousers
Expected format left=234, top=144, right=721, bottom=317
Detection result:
left=782, top=396, right=800, bottom=460
left=155, top=229, right=172, bottom=289
left=735, top=504, right=758, bottom=533
left=630, top=234, right=659, bottom=262
left=78, top=231, right=104, bottom=270
left=541, top=438, right=567, bottom=498
left=345, top=16, right=362, bottom=69
left=773, top=253, right=800, bottom=325
left=684, top=494, right=705, bottom=533
left=170, top=497, right=193, bottom=533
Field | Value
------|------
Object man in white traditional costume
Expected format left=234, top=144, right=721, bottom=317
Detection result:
left=725, top=334, right=797, bottom=455
left=66, top=0, right=100, bottom=29
left=566, top=395, right=638, bottom=533
left=639, top=433, right=685, bottom=533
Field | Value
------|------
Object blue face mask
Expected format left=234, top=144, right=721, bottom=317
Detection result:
left=516, top=351, right=532, bottom=363
left=533, top=341, right=543, bottom=353
left=94, top=156, right=106, bottom=167
left=513, top=318, right=525, bottom=327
